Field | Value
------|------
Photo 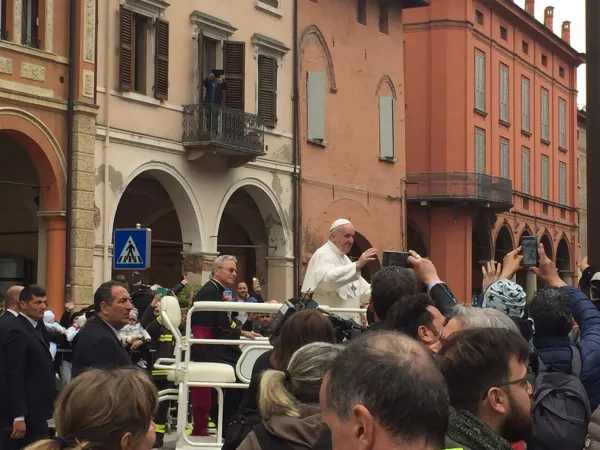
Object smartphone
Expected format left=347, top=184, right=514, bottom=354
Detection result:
left=382, top=251, right=411, bottom=268
left=521, top=236, right=538, bottom=267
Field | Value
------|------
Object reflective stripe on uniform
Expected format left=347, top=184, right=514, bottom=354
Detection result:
left=230, top=321, right=237, bottom=329
left=152, top=370, right=170, bottom=376
left=155, top=424, right=166, bottom=434
left=158, top=334, right=173, bottom=342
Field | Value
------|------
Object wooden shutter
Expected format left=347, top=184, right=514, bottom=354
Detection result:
left=475, top=128, right=485, bottom=174
left=559, top=162, right=567, bottom=205
left=258, top=55, right=278, bottom=127
left=521, top=147, right=530, bottom=194
left=154, top=18, right=169, bottom=100
left=307, top=72, right=325, bottom=140
left=119, top=6, right=134, bottom=92
left=500, top=138, right=509, bottom=179
left=559, top=98, right=566, bottom=148
left=261, top=0, right=279, bottom=7
left=379, top=96, right=395, bottom=158
left=223, top=41, right=245, bottom=111
left=541, top=155, right=549, bottom=200
left=521, top=77, right=530, bottom=132
left=541, top=88, right=549, bottom=141
left=500, top=64, right=508, bottom=122
left=475, top=50, right=485, bottom=111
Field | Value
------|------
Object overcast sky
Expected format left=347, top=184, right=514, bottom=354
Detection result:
left=514, top=0, right=586, bottom=107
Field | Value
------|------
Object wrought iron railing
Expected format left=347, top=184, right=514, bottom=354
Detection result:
left=182, top=103, right=265, bottom=155
left=406, top=172, right=513, bottom=205
left=22, top=36, right=41, bottom=49
left=0, top=30, right=8, bottom=41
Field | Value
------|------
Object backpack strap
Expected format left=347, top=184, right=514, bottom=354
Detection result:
left=570, top=345, right=582, bottom=378
left=253, top=423, right=295, bottom=450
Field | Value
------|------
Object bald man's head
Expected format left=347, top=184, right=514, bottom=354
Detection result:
left=6, top=286, right=24, bottom=311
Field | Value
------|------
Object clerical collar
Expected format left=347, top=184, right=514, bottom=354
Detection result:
left=20, top=312, right=39, bottom=328
left=210, top=278, right=226, bottom=292
left=327, top=240, right=346, bottom=257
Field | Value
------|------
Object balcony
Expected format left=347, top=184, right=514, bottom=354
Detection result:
left=406, top=172, right=513, bottom=210
left=182, top=103, right=265, bottom=165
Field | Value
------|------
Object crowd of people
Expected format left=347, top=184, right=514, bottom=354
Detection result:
left=1, top=217, right=600, bottom=450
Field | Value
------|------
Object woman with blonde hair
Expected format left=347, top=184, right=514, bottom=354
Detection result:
left=238, top=342, right=343, bottom=450
left=26, top=368, right=157, bottom=450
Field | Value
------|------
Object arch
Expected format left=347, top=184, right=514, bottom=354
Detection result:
left=214, top=178, right=291, bottom=257
left=0, top=107, right=66, bottom=210
left=517, top=225, right=533, bottom=242
left=407, top=220, right=429, bottom=256
left=299, top=25, right=338, bottom=93
left=110, top=162, right=205, bottom=252
left=540, top=232, right=554, bottom=261
left=494, top=225, right=514, bottom=261
left=556, top=236, right=571, bottom=276
left=375, top=75, right=398, bottom=101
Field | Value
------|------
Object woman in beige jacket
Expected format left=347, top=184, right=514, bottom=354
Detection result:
left=237, top=342, right=343, bottom=450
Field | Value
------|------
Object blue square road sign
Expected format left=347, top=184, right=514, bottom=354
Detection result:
left=113, top=228, right=152, bottom=270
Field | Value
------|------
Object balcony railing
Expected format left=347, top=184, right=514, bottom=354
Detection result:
left=406, top=172, right=513, bottom=208
left=22, top=36, right=41, bottom=49
left=182, top=103, right=265, bottom=156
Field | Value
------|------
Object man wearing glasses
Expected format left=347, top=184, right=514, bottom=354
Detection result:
left=189, top=255, right=260, bottom=437
left=439, top=328, right=534, bottom=450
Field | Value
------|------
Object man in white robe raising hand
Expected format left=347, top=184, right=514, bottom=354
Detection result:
left=301, top=219, right=377, bottom=321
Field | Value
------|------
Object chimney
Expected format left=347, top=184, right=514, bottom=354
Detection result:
left=525, top=0, right=534, bottom=15
left=562, top=21, right=571, bottom=44
left=544, top=6, right=554, bottom=30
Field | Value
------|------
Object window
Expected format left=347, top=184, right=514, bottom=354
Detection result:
left=21, top=0, right=39, bottom=49
left=522, top=40, right=529, bottom=54
left=475, top=50, right=485, bottom=112
left=475, top=128, right=486, bottom=174
left=475, top=10, right=483, bottom=25
left=559, top=162, right=567, bottom=205
left=500, top=64, right=509, bottom=123
left=542, top=54, right=548, bottom=66
left=541, top=155, right=549, bottom=200
left=0, top=0, right=7, bottom=40
left=357, top=0, right=367, bottom=25
left=258, top=55, right=278, bottom=128
left=307, top=72, right=325, bottom=141
left=119, top=6, right=170, bottom=100
left=500, top=26, right=507, bottom=40
left=261, top=0, right=279, bottom=7
left=541, top=88, right=549, bottom=141
left=379, top=0, right=389, bottom=34
left=559, top=98, right=566, bottom=149
left=223, top=41, right=245, bottom=110
left=202, top=37, right=219, bottom=82
left=559, top=66, right=565, bottom=78
left=522, top=147, right=530, bottom=194
left=521, top=77, right=530, bottom=133
left=379, top=96, right=395, bottom=158
left=500, top=138, right=509, bottom=179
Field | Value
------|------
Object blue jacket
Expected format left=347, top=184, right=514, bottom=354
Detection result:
left=534, top=286, right=600, bottom=410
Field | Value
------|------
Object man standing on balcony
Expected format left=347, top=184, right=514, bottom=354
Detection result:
left=203, top=72, right=227, bottom=105
left=302, top=219, right=377, bottom=322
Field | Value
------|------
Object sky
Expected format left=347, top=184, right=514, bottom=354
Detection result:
left=514, top=0, right=586, bottom=107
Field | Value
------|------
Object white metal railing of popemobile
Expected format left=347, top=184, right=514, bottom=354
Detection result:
left=153, top=298, right=366, bottom=449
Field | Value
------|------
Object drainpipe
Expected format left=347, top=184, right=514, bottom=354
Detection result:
left=102, top=0, right=112, bottom=281
left=93, top=0, right=98, bottom=105
left=64, top=0, right=76, bottom=302
left=292, top=0, right=301, bottom=296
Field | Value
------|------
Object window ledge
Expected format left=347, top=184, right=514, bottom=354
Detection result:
left=307, top=138, right=327, bottom=148
left=541, top=138, right=551, bottom=146
left=521, top=129, right=532, bottom=137
left=559, top=146, right=568, bottom=153
left=499, top=119, right=511, bottom=129
left=254, top=1, right=284, bottom=17
left=119, top=90, right=162, bottom=107
left=379, top=156, right=396, bottom=163
left=0, top=40, right=68, bottom=64
left=474, top=108, right=488, bottom=118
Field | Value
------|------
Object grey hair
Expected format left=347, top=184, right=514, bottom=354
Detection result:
left=451, top=306, right=519, bottom=333
left=258, top=342, right=344, bottom=419
left=211, top=255, right=238, bottom=274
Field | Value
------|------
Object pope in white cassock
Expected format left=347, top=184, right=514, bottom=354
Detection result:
left=301, top=218, right=378, bottom=321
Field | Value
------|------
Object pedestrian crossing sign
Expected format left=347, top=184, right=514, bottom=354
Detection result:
left=113, top=228, right=152, bottom=270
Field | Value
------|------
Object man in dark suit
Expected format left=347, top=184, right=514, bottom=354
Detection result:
left=0, top=285, right=55, bottom=450
left=72, top=281, right=134, bottom=378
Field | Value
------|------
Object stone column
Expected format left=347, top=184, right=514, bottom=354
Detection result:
left=183, top=252, right=219, bottom=286
left=266, top=256, right=295, bottom=301
left=526, top=271, right=537, bottom=301
left=44, top=215, right=66, bottom=317
left=70, top=106, right=98, bottom=305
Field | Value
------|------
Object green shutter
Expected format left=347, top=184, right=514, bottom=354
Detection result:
left=307, top=72, right=325, bottom=141
left=379, top=96, right=395, bottom=158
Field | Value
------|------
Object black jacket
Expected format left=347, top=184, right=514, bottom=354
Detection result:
left=72, top=317, right=133, bottom=378
left=190, top=279, right=241, bottom=365
left=0, top=314, right=55, bottom=426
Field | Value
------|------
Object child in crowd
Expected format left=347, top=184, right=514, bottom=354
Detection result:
left=119, top=309, right=151, bottom=345
left=43, top=310, right=66, bottom=360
